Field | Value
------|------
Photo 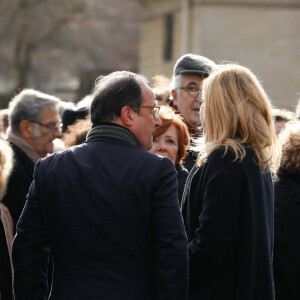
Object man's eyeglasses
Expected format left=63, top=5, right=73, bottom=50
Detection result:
left=140, top=105, right=160, bottom=119
left=29, top=120, right=61, bottom=131
left=132, top=105, right=160, bottom=119
left=178, top=86, right=202, bottom=98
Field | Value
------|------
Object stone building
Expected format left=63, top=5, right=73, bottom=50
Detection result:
left=136, top=0, right=300, bottom=109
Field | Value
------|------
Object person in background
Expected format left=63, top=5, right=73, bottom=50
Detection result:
left=152, top=74, right=171, bottom=106
left=61, top=106, right=89, bottom=133
left=0, top=139, right=14, bottom=300
left=76, top=94, right=93, bottom=109
left=0, top=139, right=14, bottom=254
left=62, top=117, right=91, bottom=148
left=50, top=100, right=75, bottom=152
left=273, top=120, right=300, bottom=300
left=183, top=64, right=281, bottom=300
left=150, top=106, right=190, bottom=203
left=12, top=71, right=188, bottom=299
left=2, top=89, right=62, bottom=228
left=272, top=108, right=296, bottom=136
left=60, top=95, right=92, bottom=135
left=55, top=99, right=75, bottom=121
left=0, top=109, right=9, bottom=137
left=170, top=53, right=216, bottom=171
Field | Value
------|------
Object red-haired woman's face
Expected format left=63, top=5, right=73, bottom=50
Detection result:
left=150, top=124, right=178, bottom=165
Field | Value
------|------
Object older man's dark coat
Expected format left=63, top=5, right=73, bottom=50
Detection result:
left=184, top=147, right=275, bottom=300
left=13, top=131, right=188, bottom=300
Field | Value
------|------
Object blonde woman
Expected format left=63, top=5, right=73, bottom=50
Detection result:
left=0, top=139, right=14, bottom=252
left=0, top=139, right=14, bottom=299
left=182, top=64, right=281, bottom=300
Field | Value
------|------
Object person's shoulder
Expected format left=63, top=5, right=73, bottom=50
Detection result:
left=205, top=146, right=251, bottom=177
left=140, top=150, right=176, bottom=175
left=208, top=145, right=254, bottom=163
left=38, top=144, right=82, bottom=166
left=146, top=150, right=174, bottom=165
left=7, top=143, right=34, bottom=176
left=207, top=146, right=232, bottom=163
left=9, top=142, right=32, bottom=163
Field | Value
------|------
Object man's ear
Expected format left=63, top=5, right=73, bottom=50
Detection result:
left=171, top=89, right=178, bottom=106
left=120, top=106, right=135, bottom=126
left=19, top=120, right=34, bottom=139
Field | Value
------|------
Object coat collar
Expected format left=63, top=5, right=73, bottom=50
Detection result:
left=7, top=128, right=41, bottom=163
left=86, top=122, right=140, bottom=147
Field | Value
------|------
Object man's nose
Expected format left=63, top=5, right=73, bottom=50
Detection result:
left=195, top=91, right=203, bottom=103
left=155, top=116, right=162, bottom=128
left=54, top=127, right=63, bottom=138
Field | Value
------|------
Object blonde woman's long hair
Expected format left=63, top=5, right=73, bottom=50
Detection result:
left=197, top=63, right=281, bottom=175
left=0, top=139, right=14, bottom=200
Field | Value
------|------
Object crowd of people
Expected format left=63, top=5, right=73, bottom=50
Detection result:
left=0, top=53, right=299, bottom=300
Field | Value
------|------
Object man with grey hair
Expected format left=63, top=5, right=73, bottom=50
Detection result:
left=170, top=53, right=215, bottom=171
left=2, top=89, right=62, bottom=227
left=13, top=71, right=188, bottom=299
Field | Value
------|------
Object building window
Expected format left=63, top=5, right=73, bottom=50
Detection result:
left=163, top=14, right=173, bottom=62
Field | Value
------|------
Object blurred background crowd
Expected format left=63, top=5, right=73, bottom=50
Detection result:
left=0, top=0, right=299, bottom=299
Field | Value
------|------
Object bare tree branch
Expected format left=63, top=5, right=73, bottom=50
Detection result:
left=34, top=17, right=69, bottom=46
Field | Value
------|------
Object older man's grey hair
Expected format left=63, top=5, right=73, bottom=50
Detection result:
left=171, top=74, right=183, bottom=96
left=9, top=89, right=60, bottom=134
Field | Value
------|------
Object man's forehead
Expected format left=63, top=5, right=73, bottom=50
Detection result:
left=141, top=84, right=156, bottom=105
left=41, top=106, right=59, bottom=121
left=181, top=74, right=204, bottom=86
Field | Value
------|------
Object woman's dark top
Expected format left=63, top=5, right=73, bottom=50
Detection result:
left=184, top=146, right=275, bottom=300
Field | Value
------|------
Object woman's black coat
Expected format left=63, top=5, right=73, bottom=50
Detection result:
left=184, top=147, right=275, bottom=300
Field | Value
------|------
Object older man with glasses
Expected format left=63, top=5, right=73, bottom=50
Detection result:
left=2, top=89, right=62, bottom=228
left=170, top=53, right=216, bottom=171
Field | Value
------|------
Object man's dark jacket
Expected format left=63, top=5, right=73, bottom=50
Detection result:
left=183, top=147, right=275, bottom=300
left=2, top=143, right=34, bottom=228
left=13, top=125, right=188, bottom=300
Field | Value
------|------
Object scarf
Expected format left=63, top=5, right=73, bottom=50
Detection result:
left=86, top=123, right=140, bottom=147
left=7, top=128, right=41, bottom=163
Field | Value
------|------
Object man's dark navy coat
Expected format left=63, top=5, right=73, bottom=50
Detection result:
left=12, top=132, right=188, bottom=299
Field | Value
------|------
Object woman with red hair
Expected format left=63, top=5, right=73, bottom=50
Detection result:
left=150, top=106, right=190, bottom=203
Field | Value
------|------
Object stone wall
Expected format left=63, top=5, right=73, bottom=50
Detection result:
left=137, top=0, right=300, bottom=109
